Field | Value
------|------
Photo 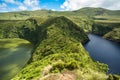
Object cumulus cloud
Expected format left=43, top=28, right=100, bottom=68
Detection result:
left=24, top=0, right=39, bottom=7
left=4, top=0, right=21, bottom=5
left=18, top=5, right=27, bottom=11
left=4, top=0, right=15, bottom=3
left=0, top=3, right=7, bottom=10
left=23, top=0, right=40, bottom=10
left=51, top=9, right=56, bottom=11
left=60, top=0, right=120, bottom=11
left=1, top=0, right=40, bottom=11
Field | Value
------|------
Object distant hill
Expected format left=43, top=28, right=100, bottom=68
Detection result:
left=0, top=7, right=120, bottom=20
left=0, top=7, right=120, bottom=43
left=74, top=7, right=120, bottom=16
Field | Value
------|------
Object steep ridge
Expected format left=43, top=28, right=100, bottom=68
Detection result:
left=32, top=16, right=89, bottom=61
left=0, top=18, right=39, bottom=45
left=12, top=16, right=109, bottom=80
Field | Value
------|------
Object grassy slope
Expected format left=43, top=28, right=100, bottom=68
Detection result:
left=0, top=7, right=120, bottom=32
left=76, top=8, right=120, bottom=42
left=0, top=7, right=120, bottom=20
left=92, top=22, right=120, bottom=35
left=0, top=7, right=120, bottom=79
left=0, top=18, right=39, bottom=45
left=12, top=16, right=109, bottom=80
left=104, top=27, right=120, bottom=43
left=92, top=19, right=120, bottom=42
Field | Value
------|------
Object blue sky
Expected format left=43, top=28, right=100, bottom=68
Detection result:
left=0, top=0, right=120, bottom=12
left=40, top=0, right=64, bottom=10
left=0, top=0, right=65, bottom=12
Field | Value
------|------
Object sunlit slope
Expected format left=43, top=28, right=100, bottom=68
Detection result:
left=104, top=27, right=120, bottom=43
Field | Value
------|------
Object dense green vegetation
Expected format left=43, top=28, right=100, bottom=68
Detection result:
left=0, top=7, right=120, bottom=80
left=0, top=7, right=120, bottom=20
left=104, top=27, right=120, bottom=43
left=92, top=22, right=120, bottom=35
left=91, top=20, right=120, bottom=42
left=0, top=7, right=120, bottom=40
left=12, top=16, right=109, bottom=80
left=32, top=16, right=89, bottom=61
left=0, top=18, right=39, bottom=45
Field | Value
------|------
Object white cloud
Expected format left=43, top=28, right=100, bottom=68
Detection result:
left=0, top=3, right=7, bottom=10
left=51, top=9, right=56, bottom=11
left=60, top=0, right=120, bottom=11
left=2, top=0, right=40, bottom=11
left=23, top=0, right=40, bottom=10
left=19, top=5, right=27, bottom=11
left=4, top=0, right=22, bottom=6
left=24, top=0, right=38, bottom=7
left=4, top=0, right=15, bottom=3
left=32, top=7, right=40, bottom=10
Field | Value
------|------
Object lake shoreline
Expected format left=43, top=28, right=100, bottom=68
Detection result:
left=0, top=38, right=33, bottom=80
left=84, top=33, right=120, bottom=75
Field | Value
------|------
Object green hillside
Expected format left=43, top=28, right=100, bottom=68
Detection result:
left=92, top=22, right=120, bottom=35
left=0, top=7, right=120, bottom=34
left=12, top=16, right=110, bottom=80
left=75, top=7, right=120, bottom=16
left=0, top=7, right=120, bottom=80
left=104, top=27, right=120, bottom=43
left=0, top=18, right=39, bottom=45
left=0, top=7, right=120, bottom=20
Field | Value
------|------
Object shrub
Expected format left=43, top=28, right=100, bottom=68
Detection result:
left=65, top=61, right=79, bottom=70
left=51, top=62, right=65, bottom=73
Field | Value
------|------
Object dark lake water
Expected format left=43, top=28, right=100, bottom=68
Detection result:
left=84, top=34, right=120, bottom=75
